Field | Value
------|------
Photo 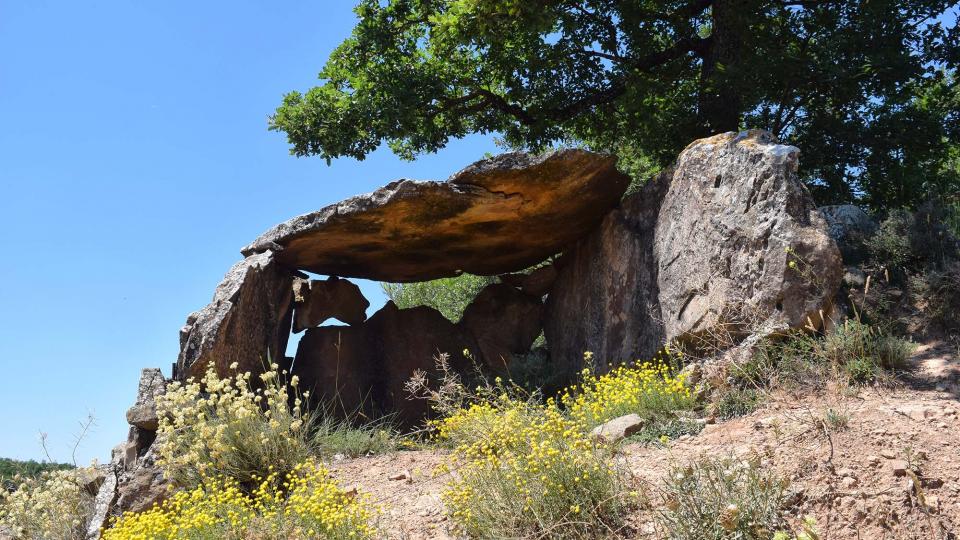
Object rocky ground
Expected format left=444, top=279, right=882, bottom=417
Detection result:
left=328, top=341, right=960, bottom=539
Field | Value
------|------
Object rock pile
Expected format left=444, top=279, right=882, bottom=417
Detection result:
left=88, top=369, right=170, bottom=539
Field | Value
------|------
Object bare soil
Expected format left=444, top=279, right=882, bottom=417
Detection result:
left=330, top=341, right=960, bottom=539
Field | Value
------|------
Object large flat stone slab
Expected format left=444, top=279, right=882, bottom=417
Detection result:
left=242, top=150, right=629, bottom=282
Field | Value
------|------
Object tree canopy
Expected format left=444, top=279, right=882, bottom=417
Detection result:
left=271, top=0, right=959, bottom=209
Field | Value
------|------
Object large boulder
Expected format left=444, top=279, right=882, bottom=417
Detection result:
left=292, top=276, right=370, bottom=332
left=370, top=303, right=476, bottom=426
left=819, top=204, right=876, bottom=263
left=241, top=150, right=630, bottom=282
left=654, top=131, right=841, bottom=340
left=293, top=302, right=476, bottom=427
left=176, top=250, right=296, bottom=379
left=546, top=131, right=842, bottom=372
left=458, top=283, right=543, bottom=370
left=114, top=447, right=169, bottom=515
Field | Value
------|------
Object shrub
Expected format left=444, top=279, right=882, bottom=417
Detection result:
left=656, top=457, right=794, bottom=540
left=381, top=273, right=496, bottom=321
left=154, top=362, right=314, bottom=489
left=714, top=387, right=762, bottom=420
left=865, top=210, right=916, bottom=270
left=102, top=460, right=376, bottom=540
left=821, top=320, right=913, bottom=383
left=561, top=350, right=694, bottom=430
left=0, top=468, right=95, bottom=540
left=440, top=401, right=629, bottom=539
left=910, top=262, right=960, bottom=334
left=421, top=355, right=636, bottom=538
left=156, top=363, right=395, bottom=490
left=735, top=321, right=912, bottom=389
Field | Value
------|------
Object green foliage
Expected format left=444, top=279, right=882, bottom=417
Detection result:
left=866, top=205, right=959, bottom=271
left=272, top=0, right=959, bottom=209
left=381, top=273, right=496, bottom=321
left=866, top=210, right=918, bottom=270
left=656, top=457, right=796, bottom=540
left=909, top=262, right=960, bottom=335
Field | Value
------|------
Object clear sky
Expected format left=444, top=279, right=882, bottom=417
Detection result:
left=0, top=1, right=499, bottom=465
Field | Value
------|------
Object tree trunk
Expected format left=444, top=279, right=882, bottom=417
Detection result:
left=698, top=0, right=751, bottom=134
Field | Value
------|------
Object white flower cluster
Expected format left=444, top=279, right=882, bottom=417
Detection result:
left=154, top=362, right=312, bottom=488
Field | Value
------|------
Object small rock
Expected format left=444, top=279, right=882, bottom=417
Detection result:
left=591, top=414, right=645, bottom=443
left=841, top=476, right=859, bottom=489
left=866, top=455, right=881, bottom=466
left=388, top=470, right=411, bottom=482
left=880, top=449, right=896, bottom=459
left=890, top=460, right=911, bottom=477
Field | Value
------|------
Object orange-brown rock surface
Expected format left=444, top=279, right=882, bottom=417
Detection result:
left=242, top=150, right=629, bottom=282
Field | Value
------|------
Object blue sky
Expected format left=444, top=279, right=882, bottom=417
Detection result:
left=0, top=1, right=498, bottom=464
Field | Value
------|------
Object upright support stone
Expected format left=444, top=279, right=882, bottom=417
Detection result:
left=176, top=250, right=296, bottom=379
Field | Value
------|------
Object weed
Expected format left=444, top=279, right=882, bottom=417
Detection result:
left=628, top=418, right=705, bottom=446
left=715, top=387, right=762, bottom=420
left=730, top=320, right=912, bottom=391
left=656, top=457, right=794, bottom=540
left=821, top=408, right=849, bottom=431
left=311, top=413, right=396, bottom=458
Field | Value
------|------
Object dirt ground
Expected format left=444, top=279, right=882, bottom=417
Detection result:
left=330, top=341, right=960, bottom=539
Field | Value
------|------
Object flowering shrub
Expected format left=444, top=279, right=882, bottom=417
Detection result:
left=562, top=352, right=694, bottom=430
left=425, top=349, right=706, bottom=537
left=440, top=399, right=628, bottom=538
left=103, top=460, right=376, bottom=540
left=154, top=362, right=313, bottom=488
left=0, top=468, right=94, bottom=540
